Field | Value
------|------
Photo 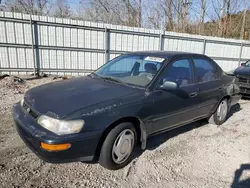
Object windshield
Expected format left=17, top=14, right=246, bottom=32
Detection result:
left=94, top=54, right=166, bottom=87
left=245, top=60, right=250, bottom=67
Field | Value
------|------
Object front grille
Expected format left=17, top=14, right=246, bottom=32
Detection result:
left=239, top=77, right=248, bottom=83
left=23, top=101, right=38, bottom=119
left=238, top=75, right=250, bottom=84
left=240, top=87, right=250, bottom=94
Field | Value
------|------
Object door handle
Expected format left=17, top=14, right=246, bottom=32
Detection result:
left=189, top=92, right=198, bottom=98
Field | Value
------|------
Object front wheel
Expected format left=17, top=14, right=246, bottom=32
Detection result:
left=99, top=122, right=137, bottom=170
left=208, top=99, right=229, bottom=125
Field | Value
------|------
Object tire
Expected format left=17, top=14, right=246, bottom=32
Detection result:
left=99, top=122, right=137, bottom=170
left=208, top=98, right=229, bottom=125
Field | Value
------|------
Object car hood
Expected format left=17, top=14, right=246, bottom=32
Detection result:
left=234, top=66, right=250, bottom=76
left=24, top=76, right=138, bottom=118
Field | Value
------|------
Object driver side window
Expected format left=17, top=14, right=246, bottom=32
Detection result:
left=161, top=59, right=192, bottom=87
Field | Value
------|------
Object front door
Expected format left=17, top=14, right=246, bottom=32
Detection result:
left=151, top=58, right=200, bottom=133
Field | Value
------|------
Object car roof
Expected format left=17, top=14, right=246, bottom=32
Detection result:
left=124, top=51, right=204, bottom=59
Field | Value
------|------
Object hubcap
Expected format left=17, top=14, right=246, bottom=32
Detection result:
left=112, top=129, right=135, bottom=164
left=217, top=100, right=228, bottom=121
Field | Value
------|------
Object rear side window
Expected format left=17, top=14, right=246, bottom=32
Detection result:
left=193, top=58, right=217, bottom=83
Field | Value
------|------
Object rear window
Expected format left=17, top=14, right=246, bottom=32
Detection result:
left=193, top=58, right=217, bottom=83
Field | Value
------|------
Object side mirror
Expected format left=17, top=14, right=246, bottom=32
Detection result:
left=159, top=81, right=178, bottom=91
left=241, top=63, right=246, bottom=66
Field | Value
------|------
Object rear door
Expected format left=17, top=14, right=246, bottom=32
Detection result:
left=192, top=57, right=224, bottom=117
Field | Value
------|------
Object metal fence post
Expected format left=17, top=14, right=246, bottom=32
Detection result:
left=30, top=16, right=40, bottom=75
left=30, top=15, right=37, bottom=75
left=159, top=31, right=164, bottom=51
left=202, top=39, right=206, bottom=54
left=33, top=21, right=40, bottom=74
left=105, top=27, right=110, bottom=63
left=3, top=12, right=10, bottom=72
left=238, top=43, right=243, bottom=66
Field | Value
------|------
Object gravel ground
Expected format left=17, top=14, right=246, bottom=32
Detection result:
left=0, top=76, right=250, bottom=188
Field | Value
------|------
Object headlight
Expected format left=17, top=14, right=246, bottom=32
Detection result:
left=37, top=115, right=84, bottom=135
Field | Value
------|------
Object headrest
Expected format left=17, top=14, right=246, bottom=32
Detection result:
left=145, top=63, right=157, bottom=73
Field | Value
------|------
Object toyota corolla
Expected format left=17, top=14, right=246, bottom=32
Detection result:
left=12, top=51, right=241, bottom=170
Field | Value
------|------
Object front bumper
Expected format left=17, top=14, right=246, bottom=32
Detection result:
left=238, top=83, right=250, bottom=96
left=12, top=103, right=103, bottom=163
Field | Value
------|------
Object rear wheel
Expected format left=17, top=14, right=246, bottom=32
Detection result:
left=208, top=99, right=229, bottom=125
left=99, top=122, right=137, bottom=170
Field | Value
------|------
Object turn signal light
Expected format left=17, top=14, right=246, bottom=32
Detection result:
left=41, top=142, right=71, bottom=151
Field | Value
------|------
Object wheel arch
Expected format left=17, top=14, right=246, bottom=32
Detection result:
left=93, top=116, right=147, bottom=161
left=211, top=95, right=231, bottom=114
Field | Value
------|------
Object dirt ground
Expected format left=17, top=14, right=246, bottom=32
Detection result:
left=0, top=76, right=250, bottom=188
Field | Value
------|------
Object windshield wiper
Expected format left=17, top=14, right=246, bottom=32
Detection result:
left=91, top=74, right=131, bottom=86
left=89, top=72, right=100, bottom=78
left=101, top=76, right=127, bottom=85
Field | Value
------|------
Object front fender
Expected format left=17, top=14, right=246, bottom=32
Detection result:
left=138, top=118, right=147, bottom=149
left=103, top=100, right=153, bottom=149
left=93, top=100, right=153, bottom=150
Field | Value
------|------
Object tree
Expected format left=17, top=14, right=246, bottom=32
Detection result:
left=143, top=0, right=185, bottom=32
left=182, top=0, right=191, bottom=32
left=0, top=0, right=249, bottom=39
left=240, top=0, right=247, bottom=39
left=77, top=0, right=140, bottom=27
left=53, top=0, right=71, bottom=18
left=199, top=0, right=206, bottom=35
left=162, top=0, right=174, bottom=31
left=37, top=0, right=50, bottom=15
left=218, top=0, right=226, bottom=36
left=2, top=0, right=51, bottom=15
left=138, top=0, right=142, bottom=27
left=209, top=0, right=243, bottom=37
left=77, top=0, right=124, bottom=24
